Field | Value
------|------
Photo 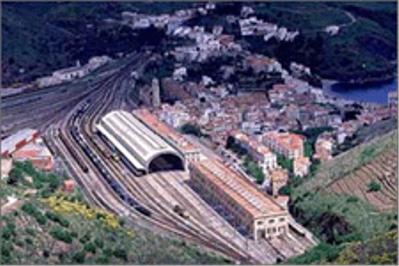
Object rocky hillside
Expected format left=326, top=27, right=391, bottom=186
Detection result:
left=0, top=161, right=228, bottom=264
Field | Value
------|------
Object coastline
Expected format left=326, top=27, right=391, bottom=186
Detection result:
left=321, top=78, right=397, bottom=105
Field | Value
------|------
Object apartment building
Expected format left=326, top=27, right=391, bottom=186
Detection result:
left=263, top=131, right=304, bottom=159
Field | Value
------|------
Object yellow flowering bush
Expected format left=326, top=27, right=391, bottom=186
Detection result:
left=41, top=195, right=131, bottom=233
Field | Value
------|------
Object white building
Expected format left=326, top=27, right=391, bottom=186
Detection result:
left=87, top=55, right=112, bottom=71
left=97, top=110, right=185, bottom=174
left=234, top=132, right=278, bottom=175
left=52, top=65, right=89, bottom=82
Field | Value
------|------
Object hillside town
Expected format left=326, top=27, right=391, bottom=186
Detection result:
left=116, top=4, right=398, bottom=205
left=1, top=2, right=397, bottom=265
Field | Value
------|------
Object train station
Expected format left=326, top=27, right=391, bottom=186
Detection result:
left=96, top=110, right=185, bottom=174
left=189, top=158, right=289, bottom=241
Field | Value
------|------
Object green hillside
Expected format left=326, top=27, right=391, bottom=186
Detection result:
left=0, top=161, right=228, bottom=264
left=2, top=2, right=397, bottom=86
left=246, top=2, right=397, bottom=84
left=283, top=130, right=398, bottom=264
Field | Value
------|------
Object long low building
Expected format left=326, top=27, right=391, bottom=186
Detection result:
left=189, top=158, right=289, bottom=240
left=97, top=110, right=185, bottom=174
left=1, top=128, right=39, bottom=157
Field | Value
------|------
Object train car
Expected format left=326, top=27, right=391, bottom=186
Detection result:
left=173, top=205, right=190, bottom=219
left=68, top=114, right=152, bottom=218
left=111, top=153, right=120, bottom=162
left=135, top=205, right=152, bottom=217
left=59, top=131, right=89, bottom=173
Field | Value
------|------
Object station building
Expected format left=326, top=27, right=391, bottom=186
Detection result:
left=97, top=110, right=185, bottom=174
left=134, top=108, right=201, bottom=167
left=189, top=158, right=289, bottom=240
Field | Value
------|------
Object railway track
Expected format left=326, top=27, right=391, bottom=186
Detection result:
left=50, top=54, right=256, bottom=262
left=41, top=51, right=313, bottom=263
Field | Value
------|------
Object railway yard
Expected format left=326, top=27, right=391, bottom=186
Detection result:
left=1, top=53, right=317, bottom=264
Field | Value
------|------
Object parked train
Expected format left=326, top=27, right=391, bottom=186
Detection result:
left=62, top=103, right=151, bottom=217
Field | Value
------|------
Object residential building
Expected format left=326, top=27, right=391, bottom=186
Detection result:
left=63, top=180, right=75, bottom=193
left=269, top=168, right=289, bottom=197
left=233, top=132, right=278, bottom=174
left=313, top=135, right=334, bottom=162
left=1, top=158, right=12, bottom=180
left=293, top=156, right=311, bottom=177
left=263, top=131, right=304, bottom=159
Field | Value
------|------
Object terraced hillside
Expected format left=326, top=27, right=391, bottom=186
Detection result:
left=326, top=147, right=397, bottom=211
left=286, top=129, right=398, bottom=264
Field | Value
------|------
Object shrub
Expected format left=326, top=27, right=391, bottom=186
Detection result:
left=367, top=181, right=381, bottom=192
left=25, top=237, right=33, bottom=245
left=21, top=203, right=47, bottom=225
left=96, top=254, right=110, bottom=264
left=346, top=196, right=359, bottom=203
left=277, top=154, right=293, bottom=172
left=84, top=242, right=96, bottom=254
left=179, top=123, right=204, bottom=137
left=49, top=227, right=73, bottom=244
left=25, top=227, right=36, bottom=236
left=94, top=238, right=104, bottom=248
left=287, top=242, right=342, bottom=264
left=72, top=251, right=86, bottom=263
left=113, top=248, right=128, bottom=261
left=79, top=233, right=91, bottom=244
left=45, top=211, right=69, bottom=227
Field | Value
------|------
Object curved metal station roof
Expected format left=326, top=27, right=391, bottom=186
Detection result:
left=97, top=110, right=183, bottom=172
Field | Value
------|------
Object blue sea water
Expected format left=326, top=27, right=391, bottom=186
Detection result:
left=323, top=78, right=397, bottom=104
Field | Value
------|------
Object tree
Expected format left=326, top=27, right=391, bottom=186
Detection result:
left=179, top=123, right=203, bottom=137
left=304, top=141, right=314, bottom=158
left=243, top=156, right=265, bottom=184
left=7, top=168, right=24, bottom=185
left=277, top=154, right=294, bottom=172
left=48, top=174, right=61, bottom=191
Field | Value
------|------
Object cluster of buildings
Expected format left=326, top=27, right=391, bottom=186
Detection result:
left=121, top=8, right=194, bottom=31
left=142, top=6, right=397, bottom=203
left=171, top=26, right=242, bottom=63
left=239, top=16, right=299, bottom=42
left=1, top=128, right=54, bottom=180
left=36, top=55, right=111, bottom=88
left=98, top=107, right=291, bottom=240
left=121, top=2, right=217, bottom=32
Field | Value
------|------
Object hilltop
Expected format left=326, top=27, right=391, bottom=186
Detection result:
left=0, top=161, right=228, bottom=264
left=2, top=2, right=397, bottom=86
left=283, top=130, right=398, bottom=264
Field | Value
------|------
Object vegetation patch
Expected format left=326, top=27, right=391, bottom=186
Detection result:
left=285, top=130, right=398, bottom=264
